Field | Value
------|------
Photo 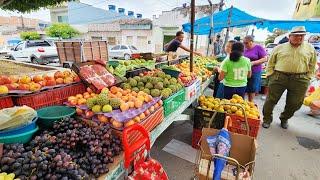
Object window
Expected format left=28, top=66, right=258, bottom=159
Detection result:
left=126, top=36, right=133, bottom=45
left=15, top=43, right=23, bottom=51
left=130, top=46, right=138, bottom=50
left=91, top=36, right=102, bottom=40
left=107, top=37, right=116, bottom=45
left=303, top=0, right=311, bottom=5
left=120, top=45, right=128, bottom=50
left=26, top=41, right=51, bottom=48
left=111, top=45, right=120, bottom=50
left=57, top=15, right=68, bottom=23
left=266, top=44, right=277, bottom=48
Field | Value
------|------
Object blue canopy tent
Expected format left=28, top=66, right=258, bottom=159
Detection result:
left=182, top=7, right=265, bottom=35
left=182, top=7, right=320, bottom=35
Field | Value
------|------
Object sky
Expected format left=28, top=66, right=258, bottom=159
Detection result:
left=0, top=0, right=297, bottom=40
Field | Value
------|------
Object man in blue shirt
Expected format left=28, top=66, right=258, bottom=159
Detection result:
left=164, top=31, right=202, bottom=56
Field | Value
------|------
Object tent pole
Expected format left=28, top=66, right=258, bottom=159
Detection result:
left=195, top=35, right=198, bottom=51
left=206, top=0, right=213, bottom=56
left=190, top=0, right=195, bottom=72
left=222, top=5, right=233, bottom=54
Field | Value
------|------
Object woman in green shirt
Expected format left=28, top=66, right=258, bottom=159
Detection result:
left=218, top=42, right=252, bottom=99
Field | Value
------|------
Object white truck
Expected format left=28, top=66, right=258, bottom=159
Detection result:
left=9, top=40, right=59, bottom=65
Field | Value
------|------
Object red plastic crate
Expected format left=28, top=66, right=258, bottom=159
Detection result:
left=13, top=82, right=86, bottom=109
left=191, top=128, right=202, bottom=149
left=0, top=96, right=14, bottom=109
left=114, top=107, right=164, bottom=145
left=227, top=114, right=261, bottom=138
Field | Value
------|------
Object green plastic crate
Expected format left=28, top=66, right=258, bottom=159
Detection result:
left=163, top=88, right=186, bottom=117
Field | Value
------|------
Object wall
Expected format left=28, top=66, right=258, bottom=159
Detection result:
left=0, top=16, right=40, bottom=28
left=293, top=0, right=320, bottom=19
left=121, top=29, right=153, bottom=52
left=50, top=4, right=68, bottom=23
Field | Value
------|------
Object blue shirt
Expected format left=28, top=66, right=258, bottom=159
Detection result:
left=165, top=39, right=181, bottom=52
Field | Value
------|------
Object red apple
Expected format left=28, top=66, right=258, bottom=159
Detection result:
left=33, top=75, right=43, bottom=83
left=5, top=83, right=18, bottom=90
left=18, top=84, right=30, bottom=91
left=73, top=76, right=81, bottom=82
left=56, top=78, right=64, bottom=84
left=85, top=111, right=94, bottom=119
left=0, top=76, right=12, bottom=85
left=9, top=75, right=19, bottom=83
left=76, top=108, right=84, bottom=115
left=43, top=75, right=55, bottom=81
left=38, top=81, right=46, bottom=87
left=54, top=71, right=64, bottom=79
left=144, top=110, right=150, bottom=117
left=45, top=79, right=57, bottom=86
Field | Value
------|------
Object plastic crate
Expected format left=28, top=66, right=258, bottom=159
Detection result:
left=113, top=107, right=164, bottom=145
left=162, top=68, right=181, bottom=78
left=227, top=114, right=261, bottom=138
left=185, top=79, right=201, bottom=101
left=0, top=96, right=14, bottom=109
left=125, top=68, right=149, bottom=78
left=163, top=88, right=185, bottom=117
left=193, top=107, right=226, bottom=130
left=191, top=128, right=202, bottom=149
left=13, top=83, right=86, bottom=110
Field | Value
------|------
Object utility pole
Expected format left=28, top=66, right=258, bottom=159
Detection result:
left=219, top=0, right=224, bottom=11
left=190, top=0, right=195, bottom=72
left=20, top=15, right=25, bottom=30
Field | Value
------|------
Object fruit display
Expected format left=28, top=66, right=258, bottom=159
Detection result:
left=107, top=59, right=156, bottom=77
left=161, top=65, right=198, bottom=86
left=0, top=117, right=122, bottom=179
left=67, top=87, right=97, bottom=107
left=0, top=70, right=80, bottom=94
left=79, top=64, right=116, bottom=91
left=174, top=61, right=212, bottom=82
left=198, top=94, right=260, bottom=119
left=120, top=70, right=184, bottom=99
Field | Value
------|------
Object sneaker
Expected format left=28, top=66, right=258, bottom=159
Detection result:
left=280, top=121, right=288, bottom=129
left=262, top=122, right=270, bottom=129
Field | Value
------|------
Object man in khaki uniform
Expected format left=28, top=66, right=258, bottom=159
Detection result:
left=262, top=26, right=317, bottom=129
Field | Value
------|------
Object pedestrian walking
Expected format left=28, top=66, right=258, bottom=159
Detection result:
left=262, top=26, right=317, bottom=129
left=243, top=35, right=268, bottom=102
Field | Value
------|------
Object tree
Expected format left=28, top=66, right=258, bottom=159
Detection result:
left=0, top=0, right=72, bottom=13
left=46, top=23, right=80, bottom=39
left=265, top=29, right=287, bottom=45
left=20, top=31, right=41, bottom=40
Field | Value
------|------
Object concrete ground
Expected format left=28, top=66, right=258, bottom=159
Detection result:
left=151, top=91, right=320, bottom=180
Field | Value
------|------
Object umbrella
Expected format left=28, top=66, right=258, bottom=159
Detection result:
left=207, top=116, right=231, bottom=180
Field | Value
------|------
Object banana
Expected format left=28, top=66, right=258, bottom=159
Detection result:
left=304, top=88, right=320, bottom=106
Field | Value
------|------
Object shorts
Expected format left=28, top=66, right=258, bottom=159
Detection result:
left=216, top=83, right=224, bottom=99
left=246, top=71, right=262, bottom=93
left=224, top=86, right=246, bottom=99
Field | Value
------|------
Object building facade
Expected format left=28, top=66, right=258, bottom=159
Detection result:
left=85, top=19, right=153, bottom=52
left=293, top=0, right=320, bottom=19
left=152, top=5, right=213, bottom=54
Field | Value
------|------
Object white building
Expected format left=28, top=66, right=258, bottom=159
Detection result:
left=152, top=5, right=215, bottom=55
left=85, top=19, right=153, bottom=52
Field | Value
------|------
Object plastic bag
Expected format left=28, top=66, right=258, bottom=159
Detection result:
left=0, top=106, right=37, bottom=130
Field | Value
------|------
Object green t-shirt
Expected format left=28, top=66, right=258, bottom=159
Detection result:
left=221, top=56, right=251, bottom=87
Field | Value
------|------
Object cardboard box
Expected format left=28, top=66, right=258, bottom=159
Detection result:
left=196, top=128, right=257, bottom=180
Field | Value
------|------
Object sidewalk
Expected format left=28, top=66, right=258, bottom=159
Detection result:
left=151, top=93, right=320, bottom=180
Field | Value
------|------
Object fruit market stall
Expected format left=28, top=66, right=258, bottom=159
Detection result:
left=0, top=53, right=219, bottom=179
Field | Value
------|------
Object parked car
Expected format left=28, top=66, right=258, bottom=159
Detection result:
left=9, top=40, right=59, bottom=65
left=109, top=45, right=139, bottom=60
left=0, top=45, right=12, bottom=58
left=265, top=43, right=277, bottom=55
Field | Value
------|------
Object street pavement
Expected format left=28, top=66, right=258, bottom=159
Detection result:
left=151, top=91, right=320, bottom=180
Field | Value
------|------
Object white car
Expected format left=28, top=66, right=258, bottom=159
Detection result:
left=9, top=40, right=59, bottom=65
left=265, top=43, right=277, bottom=55
left=109, top=45, right=139, bottom=60
left=0, top=45, right=12, bottom=58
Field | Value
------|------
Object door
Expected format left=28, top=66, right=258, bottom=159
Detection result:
left=11, top=43, right=27, bottom=61
left=137, top=36, right=148, bottom=52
